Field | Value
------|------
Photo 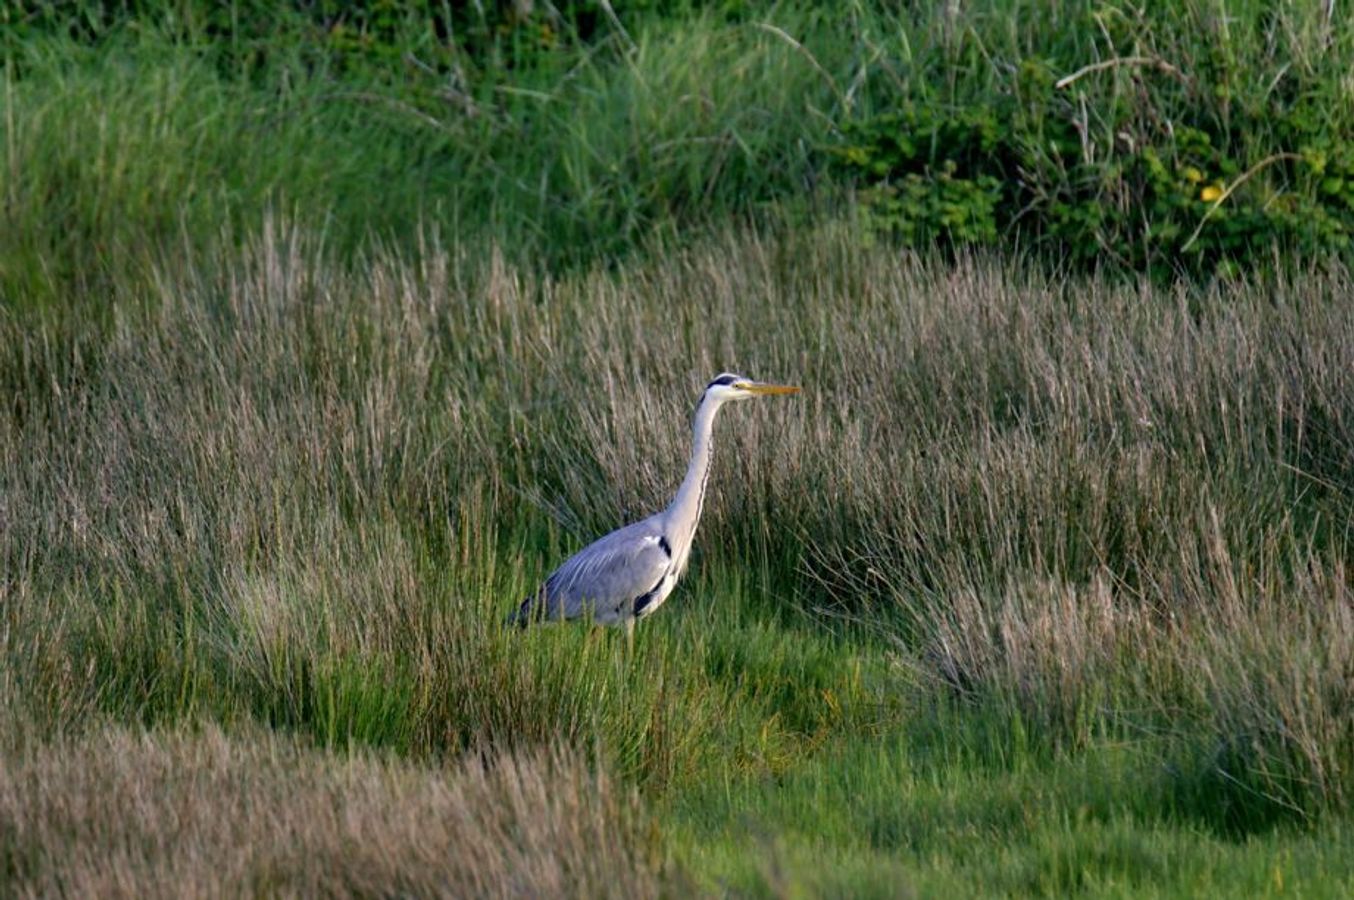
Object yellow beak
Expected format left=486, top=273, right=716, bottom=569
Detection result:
left=737, top=381, right=801, bottom=396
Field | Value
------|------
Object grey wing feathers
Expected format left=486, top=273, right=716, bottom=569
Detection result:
left=512, top=519, right=670, bottom=625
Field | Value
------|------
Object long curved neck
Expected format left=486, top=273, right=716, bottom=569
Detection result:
left=664, top=392, right=722, bottom=561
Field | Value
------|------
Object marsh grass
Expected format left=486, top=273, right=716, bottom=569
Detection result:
left=5, top=222, right=1354, bottom=890
left=6, top=4, right=1354, bottom=891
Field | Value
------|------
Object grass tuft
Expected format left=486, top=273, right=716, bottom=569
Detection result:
left=0, top=720, right=660, bottom=898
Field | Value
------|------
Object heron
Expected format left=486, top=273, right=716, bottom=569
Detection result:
left=509, top=373, right=800, bottom=643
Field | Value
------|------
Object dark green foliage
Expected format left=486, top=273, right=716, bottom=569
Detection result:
left=837, top=107, right=1004, bottom=245
left=1, top=1, right=752, bottom=76
left=833, top=1, right=1354, bottom=277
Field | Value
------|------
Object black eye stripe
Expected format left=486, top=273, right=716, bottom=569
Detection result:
left=706, top=374, right=739, bottom=388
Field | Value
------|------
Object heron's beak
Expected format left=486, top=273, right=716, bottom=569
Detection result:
left=737, top=381, right=801, bottom=396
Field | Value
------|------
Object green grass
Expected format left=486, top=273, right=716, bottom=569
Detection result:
left=671, top=738, right=1354, bottom=897
left=0, top=6, right=848, bottom=309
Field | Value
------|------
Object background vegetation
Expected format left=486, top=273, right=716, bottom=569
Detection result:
left=4, top=1, right=1354, bottom=896
left=4, top=0, right=1352, bottom=312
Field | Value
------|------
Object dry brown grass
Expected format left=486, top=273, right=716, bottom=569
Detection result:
left=0, top=720, right=660, bottom=899
left=913, top=574, right=1148, bottom=743
left=1174, top=548, right=1354, bottom=818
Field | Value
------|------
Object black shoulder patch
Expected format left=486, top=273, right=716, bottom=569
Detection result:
left=658, top=535, right=672, bottom=558
left=633, top=575, right=667, bottom=617
left=634, top=589, right=658, bottom=616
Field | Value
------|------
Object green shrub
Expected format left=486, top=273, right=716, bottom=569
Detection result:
left=833, top=1, right=1354, bottom=277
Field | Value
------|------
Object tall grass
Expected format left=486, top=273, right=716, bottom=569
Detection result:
left=0, top=7, right=850, bottom=309
left=795, top=259, right=1354, bottom=819
left=5, top=222, right=1354, bottom=837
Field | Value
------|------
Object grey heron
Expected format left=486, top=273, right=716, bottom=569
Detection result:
left=510, top=373, right=800, bottom=639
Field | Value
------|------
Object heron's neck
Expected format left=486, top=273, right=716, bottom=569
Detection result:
left=664, top=393, right=722, bottom=557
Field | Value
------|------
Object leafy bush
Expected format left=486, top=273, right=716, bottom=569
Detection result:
left=834, top=2, right=1354, bottom=277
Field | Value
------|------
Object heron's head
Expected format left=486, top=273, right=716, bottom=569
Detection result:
left=703, top=372, right=801, bottom=404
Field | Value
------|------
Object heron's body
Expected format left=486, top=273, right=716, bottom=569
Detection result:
left=527, top=516, right=680, bottom=626
left=510, top=373, right=798, bottom=631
